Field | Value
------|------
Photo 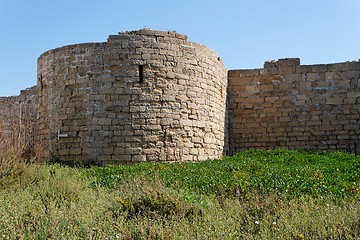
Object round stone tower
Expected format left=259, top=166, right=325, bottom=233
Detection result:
left=36, top=29, right=227, bottom=164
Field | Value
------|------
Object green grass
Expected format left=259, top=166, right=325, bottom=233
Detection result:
left=0, top=149, right=359, bottom=239
left=90, top=149, right=360, bottom=199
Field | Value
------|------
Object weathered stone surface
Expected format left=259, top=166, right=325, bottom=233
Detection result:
left=35, top=29, right=227, bottom=164
left=228, top=58, right=360, bottom=155
left=1, top=30, right=359, bottom=163
left=0, top=86, right=36, bottom=157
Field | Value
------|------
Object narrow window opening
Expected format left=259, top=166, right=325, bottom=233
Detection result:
left=38, top=74, right=43, bottom=91
left=139, top=65, right=144, bottom=83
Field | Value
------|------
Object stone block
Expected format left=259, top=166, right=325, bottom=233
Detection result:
left=114, top=147, right=125, bottom=155
left=328, top=62, right=349, bottom=72
left=260, top=84, right=274, bottom=92
left=190, top=148, right=198, bottom=155
left=126, top=148, right=142, bottom=155
left=279, top=65, right=295, bottom=75
left=70, top=148, right=82, bottom=155
left=310, top=64, right=328, bottom=73
left=245, top=85, right=260, bottom=94
left=326, top=98, right=343, bottom=105
left=132, top=155, right=146, bottom=162
left=264, top=96, right=279, bottom=103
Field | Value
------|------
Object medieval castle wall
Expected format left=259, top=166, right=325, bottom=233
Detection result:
left=0, top=86, right=36, bottom=155
left=228, top=58, right=360, bottom=154
left=0, top=29, right=359, bottom=163
left=36, top=29, right=227, bottom=164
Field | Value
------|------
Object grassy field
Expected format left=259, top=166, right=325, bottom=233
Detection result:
left=0, top=149, right=359, bottom=239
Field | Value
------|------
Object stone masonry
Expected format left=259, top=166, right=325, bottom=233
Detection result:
left=0, top=29, right=359, bottom=164
left=36, top=29, right=227, bottom=164
left=228, top=58, right=360, bottom=154
left=0, top=86, right=36, bottom=155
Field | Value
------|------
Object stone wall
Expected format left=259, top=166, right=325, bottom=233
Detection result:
left=1, top=29, right=359, bottom=163
left=0, top=86, right=36, bottom=156
left=36, top=29, right=227, bottom=164
left=228, top=58, right=360, bottom=154
left=0, top=96, right=19, bottom=142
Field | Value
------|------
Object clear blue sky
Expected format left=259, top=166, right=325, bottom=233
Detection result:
left=0, top=0, right=359, bottom=96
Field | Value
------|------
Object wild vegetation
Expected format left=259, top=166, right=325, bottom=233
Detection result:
left=0, top=149, right=359, bottom=239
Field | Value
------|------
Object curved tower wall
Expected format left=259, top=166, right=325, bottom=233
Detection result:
left=36, top=29, right=228, bottom=164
